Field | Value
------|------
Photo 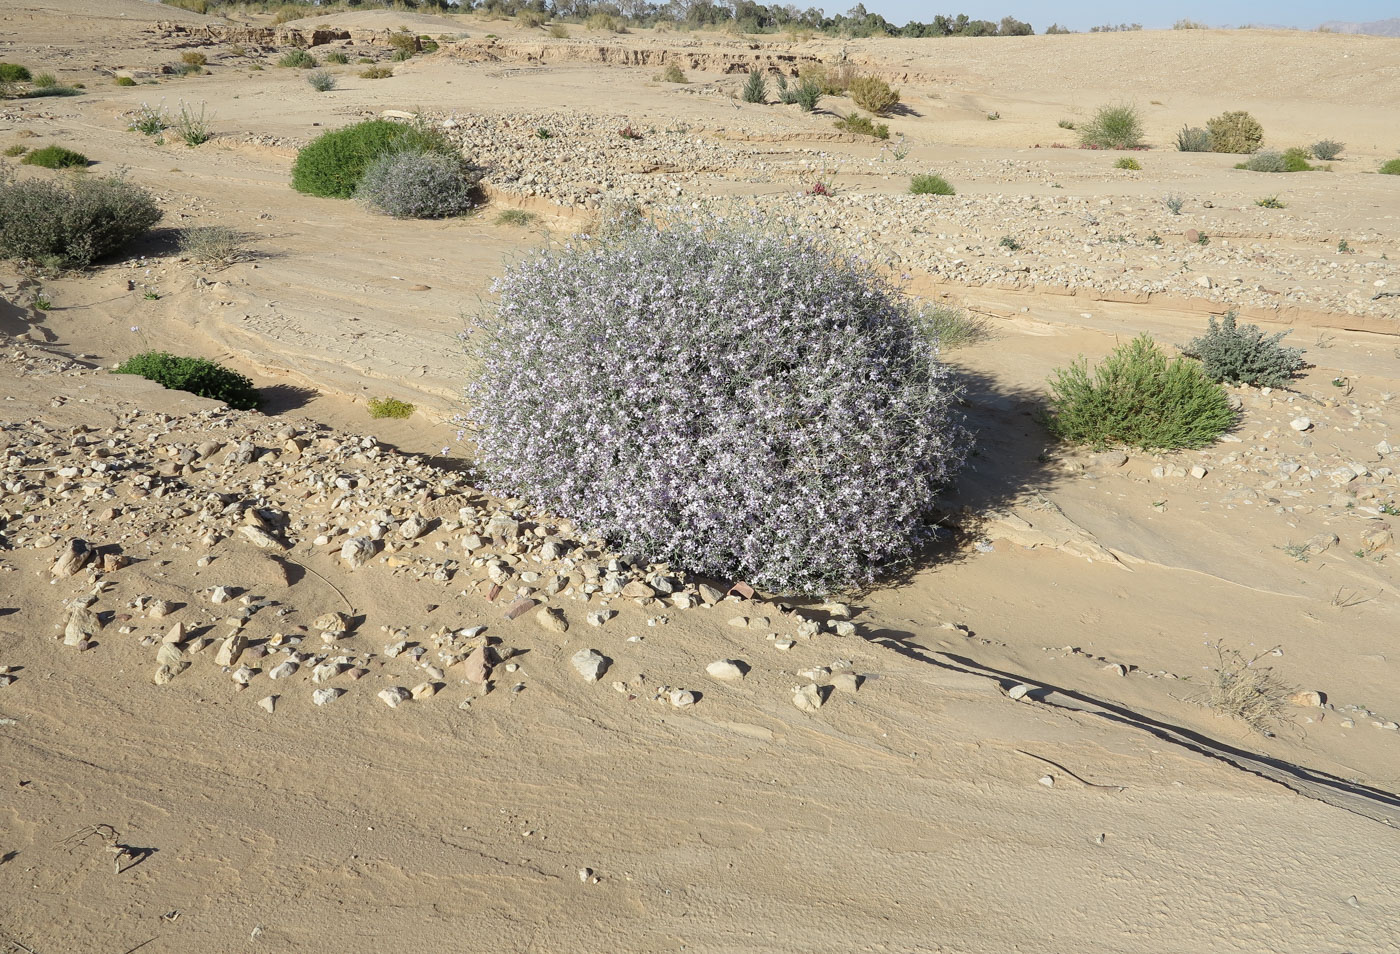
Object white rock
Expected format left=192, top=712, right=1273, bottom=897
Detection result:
left=210, top=586, right=233, bottom=604
left=268, top=659, right=299, bottom=680
left=1290, top=417, right=1312, bottom=431
left=215, top=633, right=246, bottom=667
left=669, top=689, right=696, bottom=708
left=378, top=687, right=412, bottom=708
left=411, top=681, right=438, bottom=700
left=793, top=683, right=825, bottom=712
left=706, top=659, right=745, bottom=681
left=1008, top=684, right=1034, bottom=700
left=1190, top=465, right=1208, bottom=480
left=312, top=687, right=344, bottom=706
left=830, top=671, right=861, bottom=693
left=257, top=695, right=277, bottom=713
left=571, top=649, right=608, bottom=682
left=340, top=536, right=375, bottom=569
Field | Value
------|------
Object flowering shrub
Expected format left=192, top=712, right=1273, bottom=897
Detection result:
left=465, top=216, right=970, bottom=594
left=356, top=150, right=481, bottom=218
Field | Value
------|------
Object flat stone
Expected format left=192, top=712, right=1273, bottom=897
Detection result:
left=571, top=648, right=609, bottom=682
left=793, top=683, right=825, bottom=712
left=830, top=671, right=861, bottom=693
left=536, top=606, right=569, bottom=633
left=378, top=687, right=412, bottom=708
left=706, top=659, right=746, bottom=681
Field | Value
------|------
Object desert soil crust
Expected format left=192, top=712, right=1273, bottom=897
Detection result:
left=2, top=4, right=1400, bottom=952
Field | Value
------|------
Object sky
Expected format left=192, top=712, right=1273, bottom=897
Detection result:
left=857, top=0, right=1397, bottom=31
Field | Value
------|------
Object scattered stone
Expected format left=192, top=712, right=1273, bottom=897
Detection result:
left=1008, top=684, right=1034, bottom=701
left=210, top=586, right=233, bottom=604
left=411, top=681, right=438, bottom=700
left=830, top=671, right=861, bottom=693
left=268, top=659, right=299, bottom=680
left=536, top=606, right=569, bottom=633
left=792, top=683, right=825, bottom=712
left=146, top=599, right=176, bottom=619
left=239, top=525, right=284, bottom=550
left=314, top=611, right=350, bottom=634
left=697, top=583, right=724, bottom=605
left=50, top=538, right=93, bottom=578
left=586, top=610, right=614, bottom=627
left=669, top=689, right=696, bottom=708
left=1287, top=690, right=1324, bottom=708
left=399, top=515, right=429, bottom=541
left=63, top=606, right=100, bottom=647
left=706, top=659, right=746, bottom=681
left=773, top=639, right=795, bottom=651
left=1190, top=465, right=1208, bottom=480
left=378, top=687, right=412, bottom=708
left=503, top=597, right=536, bottom=621
left=1290, top=417, right=1312, bottom=432
left=1039, top=775, right=1055, bottom=787
left=621, top=580, right=655, bottom=600
left=215, top=633, right=247, bottom=667
left=571, top=649, right=609, bottom=682
left=462, top=646, right=491, bottom=685
left=257, top=695, right=277, bottom=713
left=162, top=622, right=186, bottom=644
left=311, top=687, right=344, bottom=706
left=340, top=536, right=376, bottom=569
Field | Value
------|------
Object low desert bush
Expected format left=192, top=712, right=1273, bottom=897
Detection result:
left=387, top=32, right=419, bottom=55
left=1114, top=157, right=1141, bottom=170
left=291, top=118, right=455, bottom=198
left=1182, top=311, right=1304, bottom=388
left=1282, top=147, right=1315, bottom=171
left=359, top=65, right=393, bottom=79
left=20, top=145, right=88, bottom=169
left=0, top=170, right=161, bottom=270
left=1235, top=149, right=1284, bottom=172
left=1045, top=335, right=1234, bottom=450
left=179, top=225, right=251, bottom=266
left=580, top=196, right=645, bottom=240
left=0, top=64, right=32, bottom=83
left=1207, top=644, right=1293, bottom=733
left=517, top=9, right=547, bottom=27
left=464, top=214, right=970, bottom=594
left=1255, top=194, right=1285, bottom=208
left=367, top=396, right=415, bottom=419
left=390, top=48, right=413, bottom=62
left=115, top=351, right=261, bottom=410
left=548, top=23, right=569, bottom=38
left=910, top=173, right=954, bottom=195
left=307, top=69, right=336, bottom=91
left=585, top=12, right=624, bottom=32
left=1162, top=193, right=1184, bottom=214
left=804, top=62, right=856, bottom=95
left=1309, top=139, right=1343, bottom=161
left=1078, top=103, right=1143, bottom=149
left=323, top=51, right=349, bottom=65
left=278, top=49, right=317, bottom=69
left=1207, top=110, right=1264, bottom=154
left=181, top=51, right=208, bottom=67
left=115, top=76, right=137, bottom=87
left=1381, top=158, right=1400, bottom=175
left=848, top=75, right=899, bottom=115
left=1175, top=125, right=1212, bottom=152
left=32, top=73, right=58, bottom=89
left=917, top=302, right=989, bottom=350
left=776, top=75, right=821, bottom=111
left=496, top=208, right=537, bottom=226
left=3, top=144, right=25, bottom=157
left=1057, top=118, right=1075, bottom=130
left=355, top=149, right=481, bottom=218
left=741, top=67, right=767, bottom=103
left=834, top=113, right=889, bottom=139
left=657, top=62, right=687, bottom=83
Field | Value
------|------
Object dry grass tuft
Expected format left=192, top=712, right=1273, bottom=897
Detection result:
left=1206, top=644, right=1294, bottom=733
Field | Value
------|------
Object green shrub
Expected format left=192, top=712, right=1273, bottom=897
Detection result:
left=173, top=101, right=213, bottom=145
left=1114, top=157, right=1141, bottom=170
left=278, top=49, right=317, bottom=69
left=355, top=149, right=481, bottom=218
left=1282, top=147, right=1315, bottom=172
left=1255, top=195, right=1285, bottom=208
left=19, top=84, right=81, bottom=98
left=181, top=51, right=208, bottom=67
left=20, top=145, right=87, bottom=169
left=390, top=48, right=413, bottom=62
left=115, top=352, right=261, bottom=410
left=388, top=31, right=419, bottom=55
left=496, top=208, right=537, bottom=226
left=0, top=64, right=32, bottom=83
left=1235, top=149, right=1285, bottom=172
left=1181, top=311, right=1304, bottom=388
left=657, top=62, right=687, bottom=83
left=2, top=144, right=25, bottom=157
left=367, top=396, right=415, bottom=419
left=323, top=51, right=349, bottom=65
left=1057, top=118, right=1075, bottom=130
left=115, top=76, right=137, bottom=87
left=1046, top=335, right=1234, bottom=450
left=834, top=112, right=889, bottom=139
left=291, top=118, right=455, bottom=198
left=360, top=65, right=393, bottom=79
left=1310, top=139, right=1343, bottom=160
left=776, top=75, right=822, bottom=111
left=0, top=171, right=161, bottom=270
left=420, top=38, right=439, bottom=54
left=741, top=67, right=767, bottom=103
left=1078, top=103, right=1143, bottom=149
left=1381, top=158, right=1400, bottom=175
left=910, top=174, right=954, bottom=196
left=32, top=72, right=57, bottom=89
left=307, top=69, right=336, bottom=91
left=1207, top=110, right=1264, bottom=154
left=848, top=75, right=899, bottom=115
left=1176, top=125, right=1212, bottom=152
left=517, top=9, right=547, bottom=27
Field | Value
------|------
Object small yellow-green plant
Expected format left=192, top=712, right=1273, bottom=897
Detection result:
left=114, top=76, right=137, bottom=87
left=367, top=396, right=415, bottom=419
left=910, top=173, right=954, bottom=196
left=496, top=209, right=537, bottom=226
left=360, top=65, right=393, bottom=79
left=1114, top=157, right=1141, bottom=170
left=848, top=75, right=899, bottom=115
left=657, top=62, right=687, bottom=83
left=1255, top=195, right=1285, bottom=209
left=834, top=112, right=889, bottom=139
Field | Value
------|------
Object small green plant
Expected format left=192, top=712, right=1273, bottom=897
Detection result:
left=1255, top=195, right=1285, bottom=208
left=1057, top=118, right=1075, bottom=130
left=1194, top=232, right=1210, bottom=246
left=1175, top=124, right=1213, bottom=152
left=115, top=76, right=137, bottom=87
left=1380, top=158, right=1400, bottom=175
left=31, top=293, right=50, bottom=311
left=323, top=51, right=349, bottom=65
left=181, top=51, right=208, bottom=67
left=1378, top=501, right=1400, bottom=516
left=1181, top=311, right=1304, bottom=388
left=1309, top=139, right=1343, bottom=160
left=741, top=67, right=767, bottom=104
left=1207, top=110, right=1264, bottom=154
left=1206, top=643, right=1293, bottom=733
left=782, top=77, right=822, bottom=112
left=32, top=72, right=57, bottom=89
left=918, top=303, right=989, bottom=349
left=360, top=65, right=393, bottom=79
left=357, top=57, right=375, bottom=64
left=848, top=75, right=899, bottom=115
left=115, top=351, right=260, bottom=410
left=388, top=33, right=418, bottom=57
left=998, top=235, right=1021, bottom=251
left=367, top=396, right=415, bottom=419
left=833, top=113, right=889, bottom=139
left=143, top=289, right=160, bottom=300
left=278, top=49, right=317, bottom=69
left=1114, top=157, right=1141, bottom=170
left=1078, top=103, right=1143, bottom=149
left=535, top=127, right=552, bottom=139
left=658, top=62, right=687, bottom=83
left=128, top=102, right=169, bottom=135
left=1045, top=334, right=1234, bottom=450
left=3, top=144, right=25, bottom=157
left=495, top=208, right=537, bottom=226
left=806, top=180, right=832, bottom=196
left=1163, top=194, right=1183, bottom=215
left=173, top=101, right=212, bottom=145
left=1278, top=542, right=1311, bottom=562
left=1338, top=238, right=1352, bottom=253
left=910, top=173, right=954, bottom=196
left=0, top=64, right=32, bottom=83
left=1281, top=147, right=1314, bottom=172
left=20, top=145, right=88, bottom=169
left=307, top=69, right=336, bottom=91
left=1145, top=230, right=1162, bottom=245
left=985, top=111, right=1000, bottom=121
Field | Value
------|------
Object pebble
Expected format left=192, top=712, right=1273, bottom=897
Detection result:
left=411, top=681, right=438, bottom=700
left=1008, top=684, right=1034, bottom=701
left=669, top=689, right=696, bottom=708
left=1287, top=690, right=1324, bottom=708
left=536, top=606, right=569, bottom=633
left=1290, top=417, right=1312, bottom=431
left=792, top=683, right=825, bottom=712
left=50, top=538, right=92, bottom=579
left=268, top=659, right=299, bottom=680
left=378, top=687, right=411, bottom=708
left=257, top=695, right=277, bottom=713
left=706, top=659, right=746, bottom=681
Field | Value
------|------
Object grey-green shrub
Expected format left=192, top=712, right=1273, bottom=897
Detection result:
left=355, top=149, right=481, bottom=218
left=1176, top=125, right=1212, bottom=152
left=1182, top=311, right=1304, bottom=388
left=323, top=51, right=349, bottom=65
left=1047, top=335, right=1234, bottom=450
left=307, top=69, right=336, bottom=91
left=1207, top=110, right=1264, bottom=154
left=1309, top=139, right=1343, bottom=160
left=278, top=49, right=317, bottom=68
left=291, top=118, right=456, bottom=198
left=1078, top=103, right=1143, bottom=150
left=0, top=170, right=161, bottom=270
left=1236, top=150, right=1285, bottom=173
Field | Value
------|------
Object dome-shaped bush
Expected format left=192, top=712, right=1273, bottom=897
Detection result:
left=290, top=118, right=456, bottom=199
left=465, top=216, right=970, bottom=594
left=356, top=149, right=481, bottom=218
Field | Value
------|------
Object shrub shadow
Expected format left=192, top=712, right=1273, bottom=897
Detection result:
left=885, top=103, right=922, bottom=118
left=259, top=384, right=318, bottom=413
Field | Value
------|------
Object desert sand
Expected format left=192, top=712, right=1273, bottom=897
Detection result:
left=2, top=4, right=1400, bottom=952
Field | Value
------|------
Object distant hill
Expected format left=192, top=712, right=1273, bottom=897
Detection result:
left=1318, top=17, right=1400, bottom=36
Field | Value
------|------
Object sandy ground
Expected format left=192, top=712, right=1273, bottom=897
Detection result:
left=3, top=5, right=1400, bottom=952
